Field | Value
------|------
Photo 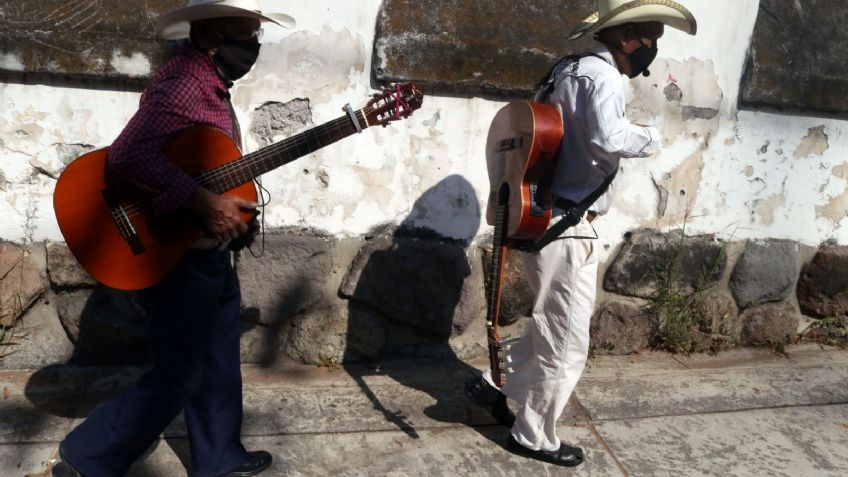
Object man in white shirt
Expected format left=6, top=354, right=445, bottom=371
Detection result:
left=467, top=0, right=698, bottom=467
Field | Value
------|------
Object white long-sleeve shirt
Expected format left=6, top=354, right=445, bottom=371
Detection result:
left=544, top=45, right=659, bottom=215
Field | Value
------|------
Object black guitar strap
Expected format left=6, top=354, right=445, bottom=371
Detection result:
left=521, top=168, right=617, bottom=253
left=536, top=53, right=608, bottom=103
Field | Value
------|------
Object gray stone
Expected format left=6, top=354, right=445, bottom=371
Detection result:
left=249, top=99, right=314, bottom=148
left=797, top=244, right=848, bottom=318
left=373, top=0, right=597, bottom=97
left=697, top=291, right=742, bottom=351
left=340, top=235, right=482, bottom=338
left=55, top=143, right=96, bottom=167
left=740, top=302, right=800, bottom=348
left=54, top=288, right=150, bottom=365
left=46, top=242, right=97, bottom=289
left=681, top=106, right=719, bottom=121
left=0, top=299, right=74, bottom=369
left=480, top=242, right=534, bottom=326
left=284, top=303, right=386, bottom=366
left=239, top=317, right=291, bottom=366
left=0, top=2, right=181, bottom=82
left=741, top=1, right=848, bottom=115
left=730, top=239, right=800, bottom=309
left=236, top=231, right=339, bottom=327
left=0, top=242, right=48, bottom=328
left=603, top=230, right=726, bottom=299
left=590, top=301, right=656, bottom=355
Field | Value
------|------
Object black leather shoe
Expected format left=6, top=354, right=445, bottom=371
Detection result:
left=465, top=376, right=516, bottom=427
left=220, top=450, right=273, bottom=477
left=506, top=434, right=584, bottom=467
left=58, top=443, right=85, bottom=477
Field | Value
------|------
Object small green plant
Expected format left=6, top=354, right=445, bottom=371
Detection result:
left=648, top=229, right=726, bottom=354
left=319, top=354, right=341, bottom=372
left=800, top=316, right=848, bottom=348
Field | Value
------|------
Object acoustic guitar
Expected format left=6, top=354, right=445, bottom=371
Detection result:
left=53, top=84, right=423, bottom=291
left=484, top=101, right=563, bottom=386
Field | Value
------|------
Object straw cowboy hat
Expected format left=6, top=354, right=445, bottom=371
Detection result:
left=157, top=0, right=296, bottom=40
left=568, top=0, right=697, bottom=40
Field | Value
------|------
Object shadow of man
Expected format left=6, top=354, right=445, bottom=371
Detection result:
left=21, top=287, right=192, bottom=476
left=340, top=175, right=508, bottom=445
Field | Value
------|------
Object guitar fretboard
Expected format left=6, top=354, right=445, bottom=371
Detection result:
left=196, top=109, right=369, bottom=194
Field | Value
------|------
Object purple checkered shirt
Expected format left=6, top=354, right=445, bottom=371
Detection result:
left=107, top=43, right=240, bottom=215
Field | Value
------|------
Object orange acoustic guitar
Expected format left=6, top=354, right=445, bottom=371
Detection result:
left=54, top=84, right=423, bottom=291
left=483, top=101, right=563, bottom=386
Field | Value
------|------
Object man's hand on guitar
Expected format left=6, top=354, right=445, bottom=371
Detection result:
left=188, top=187, right=258, bottom=242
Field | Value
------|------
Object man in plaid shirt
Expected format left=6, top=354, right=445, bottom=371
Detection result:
left=58, top=2, right=295, bottom=476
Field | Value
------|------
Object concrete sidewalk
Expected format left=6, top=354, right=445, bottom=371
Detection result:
left=2, top=344, right=847, bottom=476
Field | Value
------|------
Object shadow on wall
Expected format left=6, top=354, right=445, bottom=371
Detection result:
left=340, top=175, right=504, bottom=444
left=24, top=287, right=151, bottom=415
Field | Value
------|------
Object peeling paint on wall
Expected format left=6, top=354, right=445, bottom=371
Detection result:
left=655, top=152, right=706, bottom=223
left=817, top=189, right=848, bottom=225
left=236, top=27, right=367, bottom=108
left=756, top=180, right=787, bottom=226
left=109, top=50, right=152, bottom=77
left=793, top=125, right=829, bottom=159
left=626, top=58, right=723, bottom=145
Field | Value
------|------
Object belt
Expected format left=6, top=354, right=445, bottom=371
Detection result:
left=553, top=197, right=599, bottom=223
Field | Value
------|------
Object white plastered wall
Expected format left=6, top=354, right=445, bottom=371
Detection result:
left=1, top=0, right=845, bottom=261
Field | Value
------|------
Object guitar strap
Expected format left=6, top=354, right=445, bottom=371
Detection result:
left=521, top=168, right=617, bottom=253
left=519, top=53, right=619, bottom=253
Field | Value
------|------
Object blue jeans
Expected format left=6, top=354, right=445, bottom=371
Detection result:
left=62, top=250, right=248, bottom=477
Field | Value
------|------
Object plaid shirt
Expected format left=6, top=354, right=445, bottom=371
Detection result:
left=107, top=44, right=239, bottom=214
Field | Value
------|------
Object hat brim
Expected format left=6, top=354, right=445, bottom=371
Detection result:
left=157, top=5, right=295, bottom=40
left=568, top=1, right=697, bottom=40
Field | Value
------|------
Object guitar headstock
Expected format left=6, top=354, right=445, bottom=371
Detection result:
left=363, top=83, right=424, bottom=127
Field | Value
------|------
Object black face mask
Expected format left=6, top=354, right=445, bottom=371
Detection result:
left=214, top=37, right=261, bottom=82
left=627, top=44, right=658, bottom=78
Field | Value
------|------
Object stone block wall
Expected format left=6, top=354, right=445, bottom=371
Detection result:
left=5, top=227, right=846, bottom=370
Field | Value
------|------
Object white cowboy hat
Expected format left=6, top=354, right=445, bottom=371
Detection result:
left=568, top=0, right=697, bottom=40
left=157, top=0, right=296, bottom=40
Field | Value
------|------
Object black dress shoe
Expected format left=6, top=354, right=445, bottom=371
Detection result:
left=465, top=376, right=516, bottom=427
left=58, top=443, right=85, bottom=477
left=506, top=434, right=584, bottom=467
left=220, top=451, right=273, bottom=477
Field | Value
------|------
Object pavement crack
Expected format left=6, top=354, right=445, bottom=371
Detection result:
left=572, top=394, right=630, bottom=476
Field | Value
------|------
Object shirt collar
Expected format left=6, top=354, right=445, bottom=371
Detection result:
left=591, top=43, right=617, bottom=68
left=185, top=43, right=232, bottom=95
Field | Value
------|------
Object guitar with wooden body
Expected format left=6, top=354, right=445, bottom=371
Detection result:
left=484, top=101, right=563, bottom=386
left=53, top=84, right=423, bottom=291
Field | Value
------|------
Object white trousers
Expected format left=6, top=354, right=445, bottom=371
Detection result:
left=484, top=218, right=598, bottom=451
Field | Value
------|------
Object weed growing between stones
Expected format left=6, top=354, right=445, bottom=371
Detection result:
left=800, top=316, right=848, bottom=348
left=319, top=354, right=341, bottom=372
left=647, top=228, right=726, bottom=354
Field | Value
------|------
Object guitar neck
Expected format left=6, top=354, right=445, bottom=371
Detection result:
left=197, top=109, right=369, bottom=194
left=487, top=201, right=509, bottom=340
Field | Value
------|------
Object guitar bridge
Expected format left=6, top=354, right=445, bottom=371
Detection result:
left=102, top=188, right=146, bottom=255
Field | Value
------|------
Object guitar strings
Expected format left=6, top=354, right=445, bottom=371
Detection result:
left=119, top=114, right=353, bottom=216
left=118, top=110, right=366, bottom=218
left=117, top=88, right=411, bottom=217
left=118, top=87, right=415, bottom=220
